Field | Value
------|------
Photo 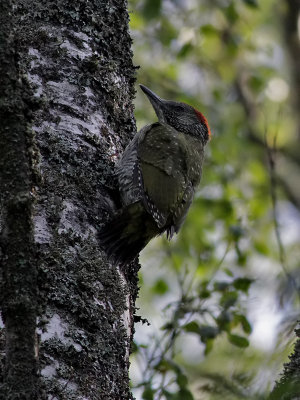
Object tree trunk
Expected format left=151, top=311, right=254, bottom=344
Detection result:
left=269, top=1, right=300, bottom=398
left=269, top=326, right=300, bottom=400
left=0, top=0, right=137, bottom=399
left=283, top=0, right=300, bottom=141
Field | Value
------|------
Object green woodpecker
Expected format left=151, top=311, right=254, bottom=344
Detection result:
left=99, top=84, right=211, bottom=265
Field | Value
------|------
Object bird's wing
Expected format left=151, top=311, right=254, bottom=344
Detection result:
left=167, top=183, right=194, bottom=238
left=116, top=124, right=152, bottom=205
left=137, top=123, right=189, bottom=228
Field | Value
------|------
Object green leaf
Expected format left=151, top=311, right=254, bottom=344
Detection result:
left=198, top=325, right=219, bottom=341
left=224, top=268, right=234, bottom=277
left=178, top=43, right=193, bottom=59
left=224, top=3, right=239, bottom=24
left=162, top=390, right=177, bottom=400
left=176, top=372, right=188, bottom=388
left=154, top=359, right=172, bottom=373
left=154, top=358, right=180, bottom=374
left=159, top=17, right=178, bottom=46
left=142, top=0, right=162, bottom=20
left=235, top=314, right=252, bottom=334
left=233, top=278, right=253, bottom=293
left=161, top=322, right=175, bottom=331
left=198, top=280, right=211, bottom=299
left=204, top=338, right=214, bottom=355
left=241, top=0, right=258, bottom=8
left=236, top=245, right=247, bottom=266
left=229, top=225, right=245, bottom=240
left=183, top=321, right=200, bottom=334
left=185, top=322, right=219, bottom=342
left=200, top=24, right=218, bottom=36
left=216, top=310, right=232, bottom=331
left=220, top=291, right=238, bottom=308
left=177, top=388, right=194, bottom=400
left=142, top=386, right=154, bottom=400
left=228, top=333, right=249, bottom=348
left=198, top=287, right=211, bottom=299
left=131, top=341, right=138, bottom=353
left=152, top=278, right=169, bottom=295
left=214, top=281, right=230, bottom=291
left=248, top=74, right=266, bottom=93
left=254, top=240, right=270, bottom=255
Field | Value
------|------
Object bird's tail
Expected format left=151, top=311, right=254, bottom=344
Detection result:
left=98, top=202, right=158, bottom=266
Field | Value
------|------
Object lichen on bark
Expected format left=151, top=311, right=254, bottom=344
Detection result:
left=0, top=0, right=39, bottom=398
left=0, top=0, right=138, bottom=399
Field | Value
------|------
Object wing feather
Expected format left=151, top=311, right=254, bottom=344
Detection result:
left=138, top=124, right=189, bottom=227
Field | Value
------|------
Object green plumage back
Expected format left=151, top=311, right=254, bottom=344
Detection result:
left=99, top=122, right=205, bottom=265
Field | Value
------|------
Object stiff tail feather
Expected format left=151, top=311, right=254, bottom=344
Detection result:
left=98, top=203, right=158, bottom=266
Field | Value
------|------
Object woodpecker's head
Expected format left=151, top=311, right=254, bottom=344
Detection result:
left=140, top=84, right=211, bottom=144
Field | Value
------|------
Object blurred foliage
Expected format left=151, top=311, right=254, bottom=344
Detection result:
left=127, top=0, right=300, bottom=399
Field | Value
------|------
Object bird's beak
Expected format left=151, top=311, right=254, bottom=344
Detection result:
left=139, top=84, right=164, bottom=121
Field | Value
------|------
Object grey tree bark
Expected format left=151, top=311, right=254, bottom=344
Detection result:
left=269, top=2, right=300, bottom=398
left=0, top=0, right=137, bottom=399
left=269, top=326, right=300, bottom=400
